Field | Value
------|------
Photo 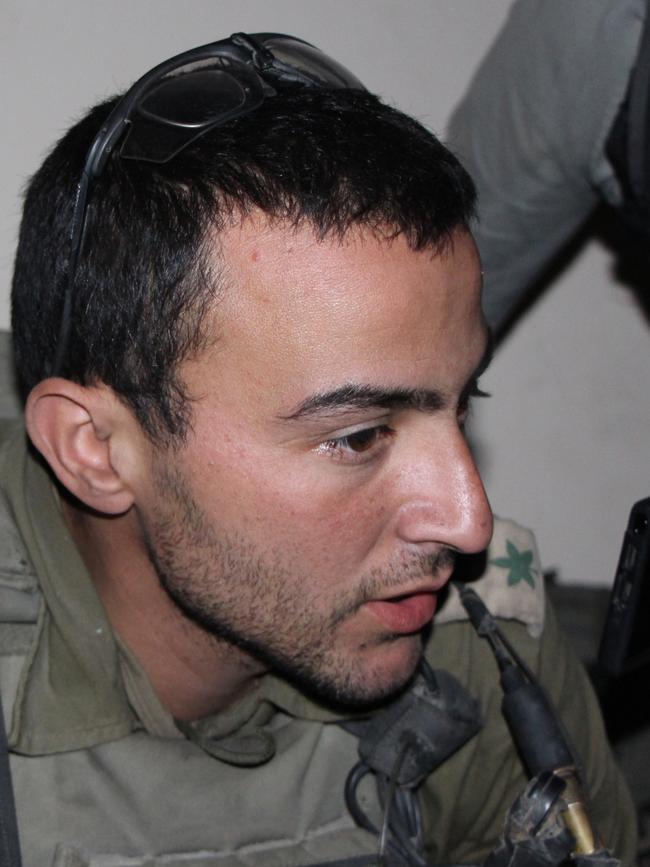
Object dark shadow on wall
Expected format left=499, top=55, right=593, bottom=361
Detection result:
left=493, top=205, right=650, bottom=346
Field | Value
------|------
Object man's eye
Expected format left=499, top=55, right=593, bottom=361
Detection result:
left=338, top=428, right=382, bottom=453
left=318, top=425, right=394, bottom=462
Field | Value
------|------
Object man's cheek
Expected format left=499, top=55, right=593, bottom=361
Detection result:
left=317, top=489, right=390, bottom=546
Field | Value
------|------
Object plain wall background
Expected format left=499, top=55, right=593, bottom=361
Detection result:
left=2, top=0, right=649, bottom=586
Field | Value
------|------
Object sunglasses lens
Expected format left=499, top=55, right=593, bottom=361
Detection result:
left=138, top=69, right=249, bottom=127
left=98, top=35, right=365, bottom=168
left=260, top=36, right=365, bottom=90
left=120, top=66, right=265, bottom=163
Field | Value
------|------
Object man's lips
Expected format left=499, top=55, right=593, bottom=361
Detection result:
left=364, top=591, right=439, bottom=634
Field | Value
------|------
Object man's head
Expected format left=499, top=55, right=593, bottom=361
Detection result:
left=13, top=35, right=492, bottom=708
left=12, top=34, right=476, bottom=445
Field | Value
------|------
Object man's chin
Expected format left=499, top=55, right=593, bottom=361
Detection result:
left=276, top=633, right=426, bottom=712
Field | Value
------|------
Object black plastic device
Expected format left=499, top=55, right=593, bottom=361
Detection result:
left=598, top=497, right=650, bottom=676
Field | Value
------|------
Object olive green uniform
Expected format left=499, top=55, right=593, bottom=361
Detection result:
left=0, top=421, right=637, bottom=866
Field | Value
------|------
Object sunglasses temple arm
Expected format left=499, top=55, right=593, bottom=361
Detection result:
left=52, top=170, right=92, bottom=376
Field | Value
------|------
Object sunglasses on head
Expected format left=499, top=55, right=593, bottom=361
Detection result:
left=54, top=32, right=365, bottom=374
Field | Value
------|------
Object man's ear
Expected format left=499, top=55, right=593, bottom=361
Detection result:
left=25, top=378, right=141, bottom=515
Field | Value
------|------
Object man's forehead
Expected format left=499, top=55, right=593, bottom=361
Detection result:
left=211, top=214, right=480, bottom=317
left=185, top=218, right=485, bottom=416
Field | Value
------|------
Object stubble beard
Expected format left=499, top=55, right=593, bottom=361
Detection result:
left=142, top=462, right=454, bottom=709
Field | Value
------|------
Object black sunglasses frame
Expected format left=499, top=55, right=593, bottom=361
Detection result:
left=53, top=32, right=365, bottom=375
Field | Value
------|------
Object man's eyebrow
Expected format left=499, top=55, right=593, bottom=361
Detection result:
left=283, top=332, right=494, bottom=421
left=282, top=384, right=446, bottom=420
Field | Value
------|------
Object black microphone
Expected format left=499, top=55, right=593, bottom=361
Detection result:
left=455, top=582, right=602, bottom=855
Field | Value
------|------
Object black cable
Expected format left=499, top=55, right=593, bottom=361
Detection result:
left=344, top=762, right=378, bottom=835
left=452, top=582, right=536, bottom=682
left=344, top=753, right=431, bottom=866
left=378, top=738, right=411, bottom=862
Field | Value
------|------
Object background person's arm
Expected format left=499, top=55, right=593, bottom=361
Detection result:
left=448, top=0, right=645, bottom=333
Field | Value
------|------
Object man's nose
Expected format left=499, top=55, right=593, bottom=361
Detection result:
left=394, top=425, right=493, bottom=554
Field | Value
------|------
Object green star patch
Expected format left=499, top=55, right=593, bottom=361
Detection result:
left=490, top=539, right=537, bottom=588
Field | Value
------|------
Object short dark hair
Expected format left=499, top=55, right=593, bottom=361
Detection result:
left=11, top=87, right=476, bottom=444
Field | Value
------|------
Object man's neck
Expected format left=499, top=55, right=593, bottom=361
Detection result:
left=62, top=498, right=266, bottom=720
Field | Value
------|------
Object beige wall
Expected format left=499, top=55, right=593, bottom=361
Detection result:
left=2, top=0, right=649, bottom=586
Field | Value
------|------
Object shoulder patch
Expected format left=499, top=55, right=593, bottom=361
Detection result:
left=436, top=517, right=545, bottom=637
